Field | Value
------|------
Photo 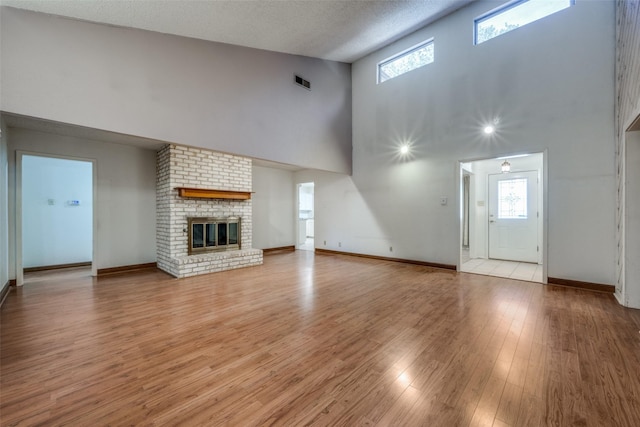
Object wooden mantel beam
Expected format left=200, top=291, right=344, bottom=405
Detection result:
left=175, top=187, right=252, bottom=200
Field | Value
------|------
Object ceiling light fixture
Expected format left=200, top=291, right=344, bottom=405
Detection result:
left=501, top=160, right=511, bottom=173
left=400, top=144, right=410, bottom=155
left=483, top=125, right=495, bottom=134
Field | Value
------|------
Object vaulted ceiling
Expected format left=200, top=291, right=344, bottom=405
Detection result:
left=0, top=0, right=474, bottom=63
left=0, top=0, right=475, bottom=163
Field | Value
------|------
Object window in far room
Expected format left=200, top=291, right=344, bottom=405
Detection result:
left=475, top=0, right=573, bottom=45
left=377, top=39, right=434, bottom=84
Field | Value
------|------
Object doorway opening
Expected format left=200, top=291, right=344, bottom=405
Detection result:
left=618, top=116, right=640, bottom=308
left=297, top=182, right=314, bottom=251
left=16, top=152, right=96, bottom=285
left=459, top=152, right=546, bottom=283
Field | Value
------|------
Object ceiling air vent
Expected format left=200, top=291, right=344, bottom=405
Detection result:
left=295, top=75, right=311, bottom=90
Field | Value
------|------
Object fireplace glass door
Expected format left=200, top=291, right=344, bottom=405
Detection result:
left=205, top=223, right=216, bottom=247
left=188, top=217, right=240, bottom=255
left=192, top=223, right=204, bottom=248
left=229, top=222, right=238, bottom=245
left=218, top=223, right=227, bottom=246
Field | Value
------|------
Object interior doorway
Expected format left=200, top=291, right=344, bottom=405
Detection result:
left=459, top=152, right=546, bottom=283
left=297, top=182, right=314, bottom=251
left=16, top=152, right=96, bottom=285
left=620, top=119, right=640, bottom=307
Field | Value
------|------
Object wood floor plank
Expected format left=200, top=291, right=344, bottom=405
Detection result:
left=375, top=385, right=422, bottom=426
left=495, top=382, right=523, bottom=426
left=1, top=252, right=639, bottom=426
left=515, top=392, right=543, bottom=427
left=469, top=375, right=506, bottom=427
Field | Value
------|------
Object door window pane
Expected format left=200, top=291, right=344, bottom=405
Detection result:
left=498, top=178, right=527, bottom=219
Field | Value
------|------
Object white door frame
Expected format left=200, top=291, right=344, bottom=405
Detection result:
left=457, top=150, right=548, bottom=284
left=16, top=151, right=98, bottom=285
left=296, top=182, right=314, bottom=250
left=620, top=122, right=640, bottom=308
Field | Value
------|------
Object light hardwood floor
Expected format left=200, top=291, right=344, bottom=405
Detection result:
left=1, top=251, right=639, bottom=426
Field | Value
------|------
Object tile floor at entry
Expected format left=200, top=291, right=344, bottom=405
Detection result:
left=461, top=258, right=543, bottom=283
left=298, top=238, right=315, bottom=251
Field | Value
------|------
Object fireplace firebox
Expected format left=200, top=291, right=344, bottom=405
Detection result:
left=188, top=217, right=240, bottom=255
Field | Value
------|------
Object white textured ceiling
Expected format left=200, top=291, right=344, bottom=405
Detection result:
left=0, top=0, right=473, bottom=63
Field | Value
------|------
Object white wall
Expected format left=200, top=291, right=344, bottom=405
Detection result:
left=0, top=118, right=9, bottom=288
left=0, top=7, right=352, bottom=174
left=22, top=155, right=92, bottom=268
left=252, top=165, right=295, bottom=249
left=294, top=168, right=409, bottom=258
left=303, top=0, right=616, bottom=284
left=7, top=128, right=156, bottom=277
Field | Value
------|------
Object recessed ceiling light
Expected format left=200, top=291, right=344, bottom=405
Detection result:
left=483, top=125, right=495, bottom=134
left=400, top=144, right=410, bottom=155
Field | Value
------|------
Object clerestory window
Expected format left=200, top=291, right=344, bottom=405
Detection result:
left=475, top=0, right=573, bottom=45
left=377, top=39, right=434, bottom=84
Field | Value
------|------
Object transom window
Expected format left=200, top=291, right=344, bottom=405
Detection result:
left=498, top=178, right=528, bottom=219
left=377, top=39, right=434, bottom=84
left=475, top=0, right=573, bottom=45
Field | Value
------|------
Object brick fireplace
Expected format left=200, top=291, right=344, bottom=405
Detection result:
left=156, top=144, right=263, bottom=278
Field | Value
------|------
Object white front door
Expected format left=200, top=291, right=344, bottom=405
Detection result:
left=488, top=171, right=538, bottom=263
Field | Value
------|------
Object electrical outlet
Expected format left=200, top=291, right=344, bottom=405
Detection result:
left=338, top=242, right=342, bottom=247
left=440, top=197, right=448, bottom=206
left=390, top=246, right=393, bottom=252
left=324, top=240, right=326, bottom=245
